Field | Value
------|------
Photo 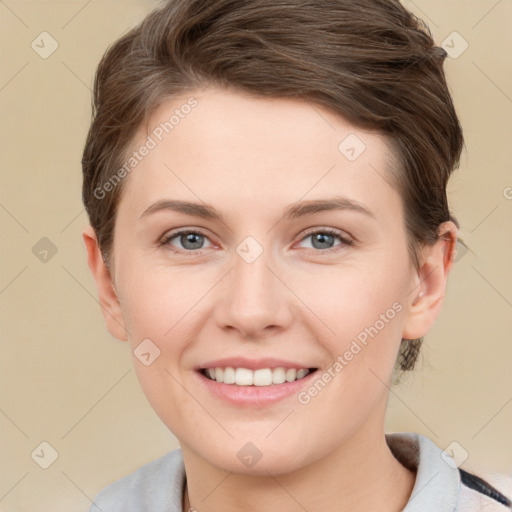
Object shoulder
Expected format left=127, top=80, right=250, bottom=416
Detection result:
left=90, top=449, right=185, bottom=512
left=386, top=432, right=512, bottom=511
left=458, top=469, right=512, bottom=511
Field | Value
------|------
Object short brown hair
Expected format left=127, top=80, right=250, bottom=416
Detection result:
left=82, top=0, right=464, bottom=378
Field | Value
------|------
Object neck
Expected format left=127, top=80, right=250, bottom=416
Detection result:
left=181, top=424, right=416, bottom=512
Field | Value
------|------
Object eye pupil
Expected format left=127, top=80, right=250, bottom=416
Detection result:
left=182, top=233, right=204, bottom=249
left=312, top=232, right=334, bottom=249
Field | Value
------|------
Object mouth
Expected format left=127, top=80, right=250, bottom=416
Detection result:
left=199, top=367, right=318, bottom=386
left=195, top=360, right=320, bottom=407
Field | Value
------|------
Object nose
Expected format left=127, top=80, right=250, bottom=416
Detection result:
left=213, top=241, right=294, bottom=340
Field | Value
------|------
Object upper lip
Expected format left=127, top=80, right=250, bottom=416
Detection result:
left=196, top=357, right=316, bottom=371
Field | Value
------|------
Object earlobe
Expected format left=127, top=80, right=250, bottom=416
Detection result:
left=402, top=221, right=458, bottom=340
left=82, top=225, right=129, bottom=341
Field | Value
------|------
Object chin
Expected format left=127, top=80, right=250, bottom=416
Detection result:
left=186, top=435, right=316, bottom=477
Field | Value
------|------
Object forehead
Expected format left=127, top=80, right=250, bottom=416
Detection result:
left=117, top=87, right=401, bottom=223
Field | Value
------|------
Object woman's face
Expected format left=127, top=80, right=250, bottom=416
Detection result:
left=92, top=87, right=446, bottom=475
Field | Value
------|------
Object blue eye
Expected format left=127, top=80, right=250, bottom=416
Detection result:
left=161, top=230, right=212, bottom=252
left=297, top=228, right=353, bottom=251
left=160, top=227, right=353, bottom=255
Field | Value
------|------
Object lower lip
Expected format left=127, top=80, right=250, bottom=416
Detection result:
left=196, top=370, right=318, bottom=408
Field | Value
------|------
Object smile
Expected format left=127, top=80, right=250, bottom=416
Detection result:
left=201, top=367, right=316, bottom=386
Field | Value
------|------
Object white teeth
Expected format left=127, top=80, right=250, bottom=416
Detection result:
left=223, top=367, right=236, bottom=384
left=285, top=368, right=297, bottom=382
left=254, top=368, right=272, bottom=386
left=272, top=367, right=286, bottom=384
left=235, top=368, right=253, bottom=386
left=296, top=369, right=308, bottom=379
left=203, top=366, right=312, bottom=385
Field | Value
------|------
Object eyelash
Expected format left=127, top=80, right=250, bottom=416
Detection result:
left=159, top=227, right=354, bottom=256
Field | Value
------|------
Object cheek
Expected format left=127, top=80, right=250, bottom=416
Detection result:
left=118, top=261, right=207, bottom=343
left=121, top=265, right=200, bottom=426
left=298, top=256, right=409, bottom=341
left=294, top=261, right=408, bottom=428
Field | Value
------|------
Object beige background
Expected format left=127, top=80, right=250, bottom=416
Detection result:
left=1, top=1, right=511, bottom=510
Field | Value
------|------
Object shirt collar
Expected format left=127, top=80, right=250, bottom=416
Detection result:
left=175, top=432, right=462, bottom=511
left=386, top=432, right=461, bottom=512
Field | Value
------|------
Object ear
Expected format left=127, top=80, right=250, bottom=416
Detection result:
left=82, top=224, right=128, bottom=341
left=402, top=221, right=458, bottom=340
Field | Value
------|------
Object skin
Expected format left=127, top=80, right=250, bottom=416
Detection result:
left=83, top=87, right=457, bottom=512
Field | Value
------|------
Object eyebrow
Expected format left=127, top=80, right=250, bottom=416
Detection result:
left=138, top=195, right=375, bottom=222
